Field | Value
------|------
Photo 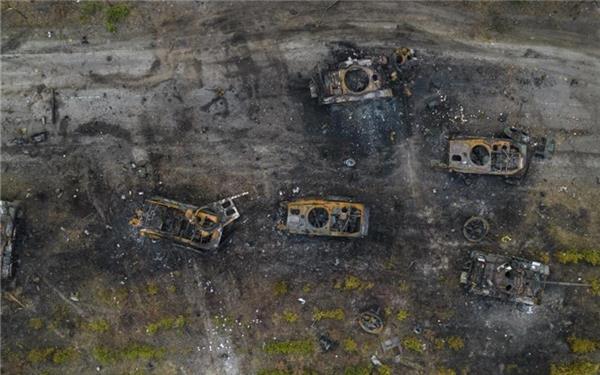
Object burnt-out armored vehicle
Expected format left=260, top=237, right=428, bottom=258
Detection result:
left=442, top=127, right=554, bottom=179
left=278, top=198, right=369, bottom=238
left=309, top=48, right=414, bottom=105
left=132, top=193, right=247, bottom=253
left=1, top=201, right=20, bottom=280
left=460, top=251, right=550, bottom=305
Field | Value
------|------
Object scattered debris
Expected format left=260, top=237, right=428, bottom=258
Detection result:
left=392, top=47, right=415, bottom=68
left=133, top=192, right=248, bottom=253
left=318, top=334, right=338, bottom=352
left=1, top=201, right=20, bottom=280
left=10, top=131, right=51, bottom=147
left=278, top=197, right=369, bottom=238
left=460, top=251, right=550, bottom=305
left=370, top=355, right=383, bottom=366
left=30, top=131, right=49, bottom=144
left=462, top=216, right=489, bottom=242
left=382, top=336, right=401, bottom=352
left=344, top=158, right=356, bottom=168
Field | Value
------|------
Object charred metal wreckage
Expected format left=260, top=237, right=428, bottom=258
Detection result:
left=1, top=201, right=20, bottom=280
left=443, top=127, right=554, bottom=179
left=132, top=193, right=248, bottom=253
left=460, top=251, right=550, bottom=306
left=278, top=198, right=369, bottom=238
left=309, top=48, right=414, bottom=105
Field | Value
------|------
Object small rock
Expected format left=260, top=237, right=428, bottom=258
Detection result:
left=131, top=147, right=150, bottom=167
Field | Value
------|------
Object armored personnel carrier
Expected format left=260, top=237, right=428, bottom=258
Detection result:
left=278, top=197, right=369, bottom=238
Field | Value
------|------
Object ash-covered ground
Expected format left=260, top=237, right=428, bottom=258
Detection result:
left=1, top=2, right=600, bottom=375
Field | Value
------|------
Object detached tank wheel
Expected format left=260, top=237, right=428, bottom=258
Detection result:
left=463, top=216, right=489, bottom=242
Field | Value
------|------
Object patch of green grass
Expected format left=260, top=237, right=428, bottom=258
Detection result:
left=92, top=344, right=166, bottom=365
left=27, top=348, right=55, bottom=364
left=313, top=308, right=345, bottom=321
left=52, top=348, right=77, bottom=365
left=264, top=339, right=314, bottom=355
left=166, top=284, right=177, bottom=294
left=334, top=275, right=373, bottom=291
left=396, top=309, right=409, bottom=321
left=258, top=369, right=319, bottom=375
left=550, top=361, right=600, bottom=375
left=556, top=250, right=600, bottom=266
left=146, top=282, right=159, bottom=296
left=80, top=1, right=104, bottom=20
left=146, top=315, right=185, bottom=335
left=257, top=371, right=290, bottom=375
left=212, top=314, right=234, bottom=329
left=282, top=310, right=299, bottom=323
left=273, top=280, right=289, bottom=296
left=402, top=336, right=424, bottom=353
left=26, top=347, right=76, bottom=365
left=567, top=336, right=599, bottom=354
left=342, top=338, right=358, bottom=352
left=97, top=287, right=129, bottom=305
left=398, top=280, right=410, bottom=292
left=84, top=319, right=110, bottom=333
left=104, top=3, right=130, bottom=32
left=28, top=318, right=44, bottom=330
left=447, top=336, right=465, bottom=351
left=48, top=304, right=71, bottom=330
left=436, top=368, right=457, bottom=375
left=590, top=279, right=600, bottom=296
left=344, top=365, right=371, bottom=375
left=434, top=338, right=446, bottom=350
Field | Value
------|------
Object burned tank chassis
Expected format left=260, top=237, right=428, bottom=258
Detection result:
left=309, top=57, right=394, bottom=105
left=137, top=194, right=246, bottom=253
left=460, top=251, right=550, bottom=306
left=280, top=198, right=369, bottom=238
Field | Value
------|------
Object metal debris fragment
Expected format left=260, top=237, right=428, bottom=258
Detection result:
left=1, top=201, right=20, bottom=280
left=462, top=216, right=489, bottom=242
left=358, top=310, right=384, bottom=334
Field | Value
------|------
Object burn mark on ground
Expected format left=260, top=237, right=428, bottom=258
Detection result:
left=75, top=121, right=132, bottom=142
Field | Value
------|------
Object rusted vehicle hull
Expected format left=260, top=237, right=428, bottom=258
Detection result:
left=460, top=251, right=550, bottom=305
left=310, top=58, right=393, bottom=105
left=1, top=201, right=20, bottom=280
left=448, top=137, right=529, bottom=177
left=279, top=198, right=369, bottom=238
left=134, top=193, right=247, bottom=253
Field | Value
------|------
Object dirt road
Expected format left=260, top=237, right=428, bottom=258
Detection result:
left=2, top=2, right=599, bottom=374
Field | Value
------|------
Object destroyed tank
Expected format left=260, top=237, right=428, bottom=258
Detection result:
left=132, top=193, right=247, bottom=253
left=460, top=250, right=550, bottom=305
